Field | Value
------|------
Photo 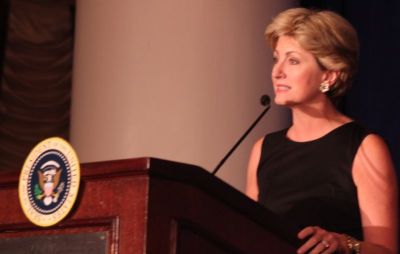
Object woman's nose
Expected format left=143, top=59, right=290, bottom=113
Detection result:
left=272, top=62, right=285, bottom=80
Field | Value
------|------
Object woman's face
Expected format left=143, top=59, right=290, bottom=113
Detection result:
left=271, top=35, right=328, bottom=106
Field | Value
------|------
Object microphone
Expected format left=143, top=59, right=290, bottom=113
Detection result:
left=212, top=94, right=271, bottom=175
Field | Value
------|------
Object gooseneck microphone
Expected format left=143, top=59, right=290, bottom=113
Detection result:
left=212, top=95, right=271, bottom=175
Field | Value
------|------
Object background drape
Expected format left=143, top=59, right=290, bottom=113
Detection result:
left=0, top=0, right=9, bottom=76
left=0, top=0, right=74, bottom=170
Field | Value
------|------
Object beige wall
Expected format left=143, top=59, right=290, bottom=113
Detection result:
left=70, top=0, right=295, bottom=192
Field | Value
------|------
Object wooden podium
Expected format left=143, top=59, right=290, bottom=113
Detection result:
left=0, top=157, right=300, bottom=253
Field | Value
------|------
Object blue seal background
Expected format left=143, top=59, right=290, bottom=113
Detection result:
left=28, top=149, right=71, bottom=215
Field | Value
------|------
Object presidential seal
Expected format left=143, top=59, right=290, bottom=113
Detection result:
left=19, top=137, right=80, bottom=227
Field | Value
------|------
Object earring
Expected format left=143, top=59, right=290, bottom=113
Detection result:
left=319, top=82, right=330, bottom=93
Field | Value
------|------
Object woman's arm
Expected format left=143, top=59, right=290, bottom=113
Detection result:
left=245, top=137, right=264, bottom=201
left=352, top=134, right=398, bottom=254
left=297, top=134, right=398, bottom=254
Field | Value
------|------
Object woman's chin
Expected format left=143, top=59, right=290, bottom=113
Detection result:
left=274, top=97, right=288, bottom=105
left=274, top=97, right=296, bottom=107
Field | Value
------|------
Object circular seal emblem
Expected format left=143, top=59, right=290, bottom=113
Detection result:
left=19, top=137, right=80, bottom=227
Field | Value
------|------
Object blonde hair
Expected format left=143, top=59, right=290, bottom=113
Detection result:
left=265, top=8, right=359, bottom=98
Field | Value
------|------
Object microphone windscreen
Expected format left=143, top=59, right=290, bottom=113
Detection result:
left=260, top=94, right=271, bottom=107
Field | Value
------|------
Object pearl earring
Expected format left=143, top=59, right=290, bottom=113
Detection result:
left=319, top=82, right=330, bottom=93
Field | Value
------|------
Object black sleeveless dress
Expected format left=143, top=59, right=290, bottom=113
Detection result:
left=257, top=121, right=371, bottom=239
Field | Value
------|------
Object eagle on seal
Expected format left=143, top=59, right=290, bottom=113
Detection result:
left=36, top=160, right=64, bottom=206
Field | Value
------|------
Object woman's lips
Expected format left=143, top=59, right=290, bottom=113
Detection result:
left=275, top=84, right=291, bottom=92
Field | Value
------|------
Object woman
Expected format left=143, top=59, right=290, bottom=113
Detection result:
left=246, top=8, right=398, bottom=254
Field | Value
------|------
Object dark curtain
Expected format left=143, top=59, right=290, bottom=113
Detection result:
left=300, top=0, right=400, bottom=176
left=0, top=0, right=10, bottom=75
left=0, top=0, right=74, bottom=171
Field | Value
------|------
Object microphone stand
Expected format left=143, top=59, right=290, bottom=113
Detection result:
left=212, top=96, right=271, bottom=175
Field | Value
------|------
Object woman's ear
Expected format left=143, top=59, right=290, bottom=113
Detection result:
left=322, top=70, right=340, bottom=86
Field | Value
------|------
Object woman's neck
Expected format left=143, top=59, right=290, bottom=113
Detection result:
left=287, top=100, right=352, bottom=142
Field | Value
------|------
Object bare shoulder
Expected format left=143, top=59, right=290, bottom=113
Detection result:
left=253, top=136, right=265, bottom=152
left=247, top=136, right=265, bottom=174
left=359, top=133, right=392, bottom=156
left=245, top=137, right=265, bottom=200
left=353, top=133, right=395, bottom=178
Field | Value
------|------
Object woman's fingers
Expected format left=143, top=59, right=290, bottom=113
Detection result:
left=298, top=226, right=317, bottom=239
left=309, top=240, right=332, bottom=254
left=297, top=226, right=338, bottom=254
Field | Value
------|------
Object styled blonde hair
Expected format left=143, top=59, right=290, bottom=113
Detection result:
left=265, top=8, right=359, bottom=98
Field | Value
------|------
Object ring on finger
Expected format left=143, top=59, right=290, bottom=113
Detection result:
left=321, top=240, right=330, bottom=248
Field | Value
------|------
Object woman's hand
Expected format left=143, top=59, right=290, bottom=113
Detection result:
left=297, top=226, right=348, bottom=254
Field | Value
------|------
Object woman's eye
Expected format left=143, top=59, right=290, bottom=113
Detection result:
left=289, top=58, right=299, bottom=64
left=272, top=56, right=278, bottom=63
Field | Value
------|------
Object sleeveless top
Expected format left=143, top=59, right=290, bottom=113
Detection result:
left=257, top=121, right=371, bottom=239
